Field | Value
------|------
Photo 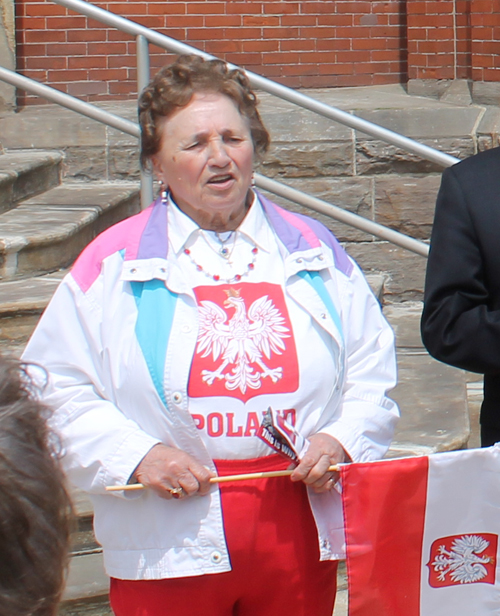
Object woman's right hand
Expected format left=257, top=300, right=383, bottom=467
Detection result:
left=132, top=443, right=214, bottom=500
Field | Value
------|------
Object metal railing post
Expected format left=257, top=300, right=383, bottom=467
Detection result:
left=136, top=34, right=154, bottom=209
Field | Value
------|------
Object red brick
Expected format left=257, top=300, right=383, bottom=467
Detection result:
left=88, top=42, right=128, bottom=54
left=186, top=3, right=225, bottom=14
left=473, top=0, right=496, bottom=11
left=281, top=14, right=316, bottom=26
left=280, top=63, right=320, bottom=75
left=242, top=39, right=279, bottom=51
left=372, top=1, right=402, bottom=14
left=47, top=69, right=89, bottom=82
left=416, top=40, right=454, bottom=53
left=316, top=38, right=350, bottom=51
left=205, top=15, right=241, bottom=26
left=47, top=42, right=88, bottom=56
left=317, top=15, right=352, bottom=26
left=70, top=56, right=108, bottom=69
left=15, top=16, right=46, bottom=29
left=104, top=3, right=148, bottom=15
left=25, top=29, right=65, bottom=43
left=301, top=74, right=341, bottom=87
left=262, top=26, right=299, bottom=37
left=45, top=15, right=87, bottom=29
left=186, top=27, right=225, bottom=40
left=263, top=3, right=300, bottom=14
left=262, top=51, right=300, bottom=64
left=299, top=50, right=338, bottom=63
left=109, top=81, right=136, bottom=95
left=336, top=50, right=372, bottom=63
left=205, top=40, right=243, bottom=53
left=16, top=42, right=46, bottom=56
left=301, top=2, right=339, bottom=13
left=225, top=52, right=262, bottom=65
left=23, top=3, right=67, bottom=16
left=148, top=3, right=186, bottom=14
left=336, top=1, right=372, bottom=13
left=472, top=25, right=494, bottom=38
left=243, top=15, right=279, bottom=26
left=281, top=38, right=316, bottom=51
left=226, top=27, right=263, bottom=38
left=88, top=68, right=128, bottom=81
left=226, top=3, right=264, bottom=14
left=25, top=56, right=64, bottom=70
left=67, top=29, right=107, bottom=42
left=317, top=62, right=347, bottom=75
left=300, top=27, right=336, bottom=38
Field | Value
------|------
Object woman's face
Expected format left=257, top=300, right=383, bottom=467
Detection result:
left=152, top=91, right=255, bottom=231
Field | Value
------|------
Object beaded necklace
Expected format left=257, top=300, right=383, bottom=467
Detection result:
left=183, top=244, right=259, bottom=283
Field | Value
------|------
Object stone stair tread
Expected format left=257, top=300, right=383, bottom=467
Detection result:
left=385, top=301, right=470, bottom=456
left=0, top=150, right=63, bottom=211
left=0, top=182, right=139, bottom=244
left=0, top=149, right=63, bottom=176
left=0, top=181, right=140, bottom=280
left=63, top=553, right=108, bottom=602
left=0, top=270, right=65, bottom=312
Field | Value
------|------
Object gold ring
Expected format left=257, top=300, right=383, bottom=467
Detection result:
left=168, top=487, right=184, bottom=499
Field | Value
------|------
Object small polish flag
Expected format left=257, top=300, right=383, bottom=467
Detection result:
left=341, top=445, right=500, bottom=615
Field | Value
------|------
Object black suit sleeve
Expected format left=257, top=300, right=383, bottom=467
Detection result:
left=421, top=165, right=500, bottom=374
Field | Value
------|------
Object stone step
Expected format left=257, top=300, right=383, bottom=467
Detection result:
left=0, top=271, right=65, bottom=354
left=0, top=182, right=140, bottom=281
left=0, top=149, right=63, bottom=214
left=384, top=301, right=470, bottom=456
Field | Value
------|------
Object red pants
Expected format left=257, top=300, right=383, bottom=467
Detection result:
left=110, top=455, right=338, bottom=616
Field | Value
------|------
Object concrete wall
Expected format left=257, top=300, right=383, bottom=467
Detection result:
left=0, top=0, right=15, bottom=111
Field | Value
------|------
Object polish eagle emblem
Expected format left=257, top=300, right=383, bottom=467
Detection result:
left=196, top=288, right=290, bottom=394
left=429, top=534, right=496, bottom=585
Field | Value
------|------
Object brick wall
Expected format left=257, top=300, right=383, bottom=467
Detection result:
left=407, top=0, right=500, bottom=82
left=15, top=0, right=407, bottom=105
left=470, top=0, right=500, bottom=82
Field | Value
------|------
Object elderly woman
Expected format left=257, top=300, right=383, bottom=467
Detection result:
left=23, top=55, right=398, bottom=616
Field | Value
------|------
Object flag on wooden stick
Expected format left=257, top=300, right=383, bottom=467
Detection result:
left=341, top=445, right=500, bottom=616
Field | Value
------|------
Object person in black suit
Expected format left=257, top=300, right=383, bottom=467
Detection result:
left=421, top=146, right=500, bottom=447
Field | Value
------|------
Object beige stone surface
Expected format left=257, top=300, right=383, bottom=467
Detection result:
left=345, top=241, right=428, bottom=302
left=374, top=174, right=441, bottom=240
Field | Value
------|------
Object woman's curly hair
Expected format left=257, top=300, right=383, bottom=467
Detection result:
left=138, top=55, right=270, bottom=170
left=0, top=355, right=72, bottom=616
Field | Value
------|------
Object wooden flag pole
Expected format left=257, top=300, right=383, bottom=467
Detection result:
left=105, top=464, right=340, bottom=492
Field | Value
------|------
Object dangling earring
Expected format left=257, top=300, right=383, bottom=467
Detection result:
left=160, top=181, right=168, bottom=205
left=251, top=173, right=256, bottom=188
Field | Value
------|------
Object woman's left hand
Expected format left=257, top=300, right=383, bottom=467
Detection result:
left=290, top=433, right=348, bottom=493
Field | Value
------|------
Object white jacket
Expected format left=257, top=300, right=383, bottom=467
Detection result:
left=23, top=194, right=399, bottom=580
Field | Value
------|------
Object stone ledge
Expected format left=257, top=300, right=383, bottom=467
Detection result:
left=0, top=149, right=63, bottom=213
left=0, top=182, right=140, bottom=280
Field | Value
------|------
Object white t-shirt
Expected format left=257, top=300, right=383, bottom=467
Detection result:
left=167, top=194, right=337, bottom=459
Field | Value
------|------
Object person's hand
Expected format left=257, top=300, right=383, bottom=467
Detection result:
left=290, top=433, right=348, bottom=493
left=133, top=443, right=215, bottom=500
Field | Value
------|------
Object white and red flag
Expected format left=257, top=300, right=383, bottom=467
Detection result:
left=341, top=445, right=500, bottom=615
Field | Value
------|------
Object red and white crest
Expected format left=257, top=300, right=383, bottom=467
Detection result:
left=427, top=533, right=498, bottom=587
left=189, top=283, right=299, bottom=403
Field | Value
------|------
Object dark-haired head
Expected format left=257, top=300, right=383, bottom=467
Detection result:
left=138, top=55, right=270, bottom=170
left=0, top=355, right=72, bottom=616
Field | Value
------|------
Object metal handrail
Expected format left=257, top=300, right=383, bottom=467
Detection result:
left=52, top=0, right=459, bottom=170
left=0, top=66, right=429, bottom=257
